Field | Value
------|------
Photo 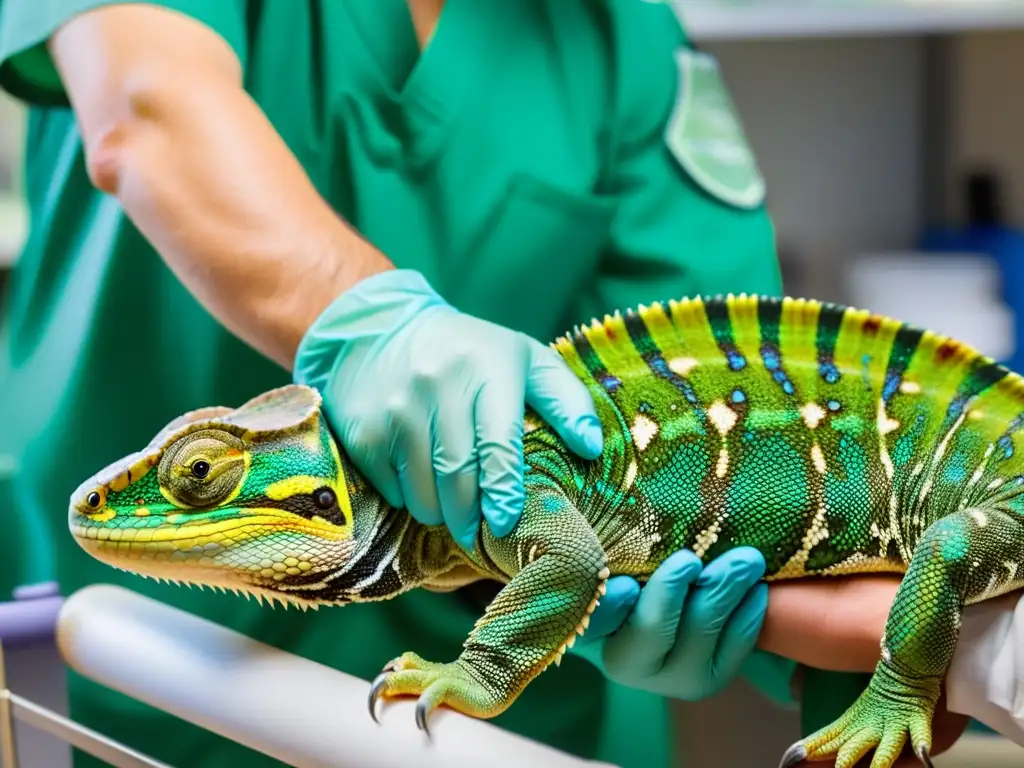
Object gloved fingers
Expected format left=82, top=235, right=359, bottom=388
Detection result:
left=578, top=576, right=642, bottom=644
left=472, top=378, right=528, bottom=539
left=349, top=454, right=406, bottom=513
left=569, top=576, right=641, bottom=670
left=524, top=341, right=603, bottom=460
left=432, top=381, right=485, bottom=549
left=602, top=550, right=703, bottom=677
left=342, top=420, right=406, bottom=512
left=662, top=547, right=766, bottom=680
left=390, top=410, right=444, bottom=528
left=433, top=467, right=481, bottom=550
left=708, top=582, right=769, bottom=686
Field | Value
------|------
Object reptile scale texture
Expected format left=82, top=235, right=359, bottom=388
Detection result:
left=68, top=294, right=1024, bottom=768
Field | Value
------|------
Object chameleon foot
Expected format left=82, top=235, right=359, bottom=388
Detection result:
left=779, top=670, right=939, bottom=768
left=367, top=651, right=509, bottom=733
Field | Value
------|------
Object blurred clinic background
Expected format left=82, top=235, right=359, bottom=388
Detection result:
left=3, top=1, right=1024, bottom=766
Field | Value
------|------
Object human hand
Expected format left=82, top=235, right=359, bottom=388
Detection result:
left=293, top=269, right=603, bottom=550
left=764, top=576, right=970, bottom=765
left=571, top=547, right=768, bottom=700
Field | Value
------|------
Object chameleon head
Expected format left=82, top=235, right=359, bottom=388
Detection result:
left=68, top=385, right=361, bottom=607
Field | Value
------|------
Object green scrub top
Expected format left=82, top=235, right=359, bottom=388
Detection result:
left=0, top=1, right=798, bottom=766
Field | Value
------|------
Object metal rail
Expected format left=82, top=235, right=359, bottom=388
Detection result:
left=1, top=684, right=170, bottom=768
left=0, top=582, right=170, bottom=768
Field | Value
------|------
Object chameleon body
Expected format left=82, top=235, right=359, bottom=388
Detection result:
left=68, top=295, right=1024, bottom=768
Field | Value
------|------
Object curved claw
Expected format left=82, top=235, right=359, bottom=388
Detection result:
left=778, top=742, right=806, bottom=768
left=368, top=672, right=390, bottom=724
left=415, top=698, right=432, bottom=735
left=915, top=744, right=934, bottom=768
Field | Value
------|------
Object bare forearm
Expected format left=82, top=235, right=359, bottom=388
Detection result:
left=79, top=78, right=390, bottom=368
left=51, top=6, right=391, bottom=368
left=759, top=576, right=901, bottom=673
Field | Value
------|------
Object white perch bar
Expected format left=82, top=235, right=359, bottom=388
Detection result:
left=55, top=585, right=618, bottom=768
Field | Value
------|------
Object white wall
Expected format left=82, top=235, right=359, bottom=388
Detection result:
left=706, top=36, right=930, bottom=303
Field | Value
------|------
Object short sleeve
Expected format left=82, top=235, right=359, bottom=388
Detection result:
left=575, top=0, right=782, bottom=322
left=0, top=0, right=249, bottom=107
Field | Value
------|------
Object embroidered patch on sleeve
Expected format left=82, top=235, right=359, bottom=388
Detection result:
left=665, top=47, right=767, bottom=210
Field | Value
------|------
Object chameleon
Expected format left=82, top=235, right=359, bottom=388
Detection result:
left=67, top=294, right=1024, bottom=768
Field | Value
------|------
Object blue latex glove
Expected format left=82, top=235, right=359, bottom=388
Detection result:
left=571, top=547, right=769, bottom=700
left=293, top=269, right=604, bottom=550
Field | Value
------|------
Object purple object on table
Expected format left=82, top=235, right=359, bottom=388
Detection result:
left=0, top=582, right=63, bottom=647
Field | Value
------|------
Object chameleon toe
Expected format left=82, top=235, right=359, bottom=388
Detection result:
left=368, top=672, right=390, bottom=723
left=915, top=745, right=934, bottom=768
left=414, top=698, right=431, bottom=735
left=778, top=742, right=806, bottom=767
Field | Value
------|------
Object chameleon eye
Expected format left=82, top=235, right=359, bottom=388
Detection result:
left=86, top=491, right=103, bottom=508
left=313, top=487, right=336, bottom=510
left=159, top=430, right=245, bottom=508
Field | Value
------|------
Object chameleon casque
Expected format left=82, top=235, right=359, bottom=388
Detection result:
left=68, top=294, right=1024, bottom=768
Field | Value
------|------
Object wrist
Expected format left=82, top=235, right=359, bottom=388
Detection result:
left=293, top=268, right=452, bottom=391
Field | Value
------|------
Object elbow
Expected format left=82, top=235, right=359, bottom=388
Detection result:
left=51, top=5, right=243, bottom=197
left=81, top=82, right=180, bottom=197
left=84, top=119, right=132, bottom=196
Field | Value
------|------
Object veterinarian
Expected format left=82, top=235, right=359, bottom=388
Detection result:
left=0, top=0, right=974, bottom=765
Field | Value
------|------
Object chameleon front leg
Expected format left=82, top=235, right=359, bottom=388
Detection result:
left=781, top=507, right=1024, bottom=768
left=369, top=480, right=609, bottom=730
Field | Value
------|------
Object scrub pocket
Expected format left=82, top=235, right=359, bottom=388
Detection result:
left=452, top=172, right=616, bottom=340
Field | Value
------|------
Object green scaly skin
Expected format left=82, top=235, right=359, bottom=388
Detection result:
left=68, top=295, right=1024, bottom=767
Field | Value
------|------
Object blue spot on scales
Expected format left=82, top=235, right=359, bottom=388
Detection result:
left=601, top=374, right=623, bottom=392
left=945, top=464, right=967, bottom=483
left=731, top=389, right=746, bottom=404
left=943, top=396, right=971, bottom=428
left=650, top=356, right=700, bottom=406
left=882, top=372, right=901, bottom=402
left=998, top=435, right=1015, bottom=459
left=820, top=362, right=840, bottom=384
left=761, top=345, right=796, bottom=395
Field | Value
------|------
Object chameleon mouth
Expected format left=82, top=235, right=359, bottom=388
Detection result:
left=69, top=507, right=350, bottom=544
left=70, top=531, right=346, bottom=609
left=70, top=510, right=354, bottom=605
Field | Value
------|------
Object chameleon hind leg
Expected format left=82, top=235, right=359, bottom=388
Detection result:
left=781, top=507, right=1024, bottom=768
left=369, top=480, right=609, bottom=730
